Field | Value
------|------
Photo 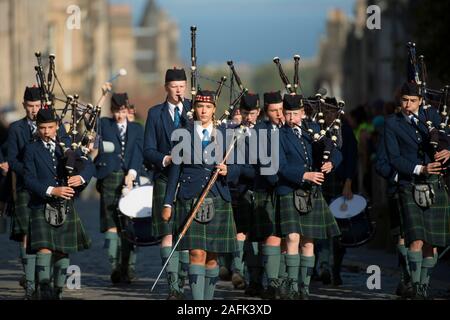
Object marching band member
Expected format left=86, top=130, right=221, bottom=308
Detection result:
left=375, top=122, right=412, bottom=297
left=144, top=68, right=191, bottom=299
left=251, top=91, right=284, bottom=299
left=277, top=94, right=342, bottom=299
left=161, top=89, right=239, bottom=300
left=95, top=92, right=144, bottom=284
left=8, top=87, right=68, bottom=299
left=235, top=94, right=265, bottom=296
left=317, top=100, right=358, bottom=286
left=23, top=108, right=94, bottom=299
left=384, top=82, right=450, bottom=299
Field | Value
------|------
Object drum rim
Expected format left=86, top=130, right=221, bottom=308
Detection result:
left=329, top=194, right=367, bottom=219
left=118, top=185, right=154, bottom=218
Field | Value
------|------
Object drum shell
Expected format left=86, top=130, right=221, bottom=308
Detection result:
left=119, top=215, right=161, bottom=246
left=336, top=208, right=375, bottom=248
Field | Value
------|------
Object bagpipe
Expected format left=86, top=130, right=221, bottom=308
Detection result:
left=33, top=52, right=125, bottom=177
left=273, top=55, right=345, bottom=170
left=188, top=26, right=248, bottom=128
left=407, top=42, right=450, bottom=175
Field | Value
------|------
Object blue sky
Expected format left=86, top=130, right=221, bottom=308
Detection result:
left=110, top=0, right=356, bottom=65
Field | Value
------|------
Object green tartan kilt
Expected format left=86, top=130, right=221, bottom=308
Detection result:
left=251, top=191, right=280, bottom=241
left=99, top=171, right=124, bottom=233
left=174, top=197, right=238, bottom=253
left=278, top=190, right=341, bottom=240
left=151, top=176, right=174, bottom=238
left=10, top=190, right=32, bottom=242
left=399, top=177, right=450, bottom=247
left=231, top=189, right=254, bottom=234
left=28, top=202, right=91, bottom=254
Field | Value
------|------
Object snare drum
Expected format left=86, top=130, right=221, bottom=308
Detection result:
left=118, top=185, right=161, bottom=246
left=329, top=195, right=375, bottom=248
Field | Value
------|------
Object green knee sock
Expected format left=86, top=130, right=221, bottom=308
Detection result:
left=262, top=245, right=281, bottom=286
left=204, top=266, right=220, bottom=300
left=161, top=247, right=179, bottom=292
left=36, top=253, right=52, bottom=285
left=232, top=240, right=245, bottom=274
left=397, top=244, right=410, bottom=283
left=178, top=250, right=190, bottom=293
left=24, top=254, right=36, bottom=283
left=407, top=250, right=423, bottom=285
left=286, top=254, right=300, bottom=292
left=420, top=254, right=437, bottom=286
left=300, top=255, right=315, bottom=293
left=53, top=257, right=70, bottom=289
left=189, top=264, right=206, bottom=300
left=105, top=232, right=120, bottom=269
left=279, top=253, right=288, bottom=280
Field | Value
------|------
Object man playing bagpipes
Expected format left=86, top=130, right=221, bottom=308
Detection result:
left=144, top=68, right=192, bottom=299
left=275, top=94, right=342, bottom=299
left=23, top=107, right=95, bottom=300
left=160, top=89, right=241, bottom=300
left=384, top=82, right=450, bottom=299
left=95, top=92, right=144, bottom=284
left=375, top=121, right=413, bottom=298
left=7, top=86, right=69, bottom=299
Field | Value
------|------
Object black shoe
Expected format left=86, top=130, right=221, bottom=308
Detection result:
left=278, top=278, right=289, bottom=300
left=261, top=285, right=279, bottom=300
left=319, top=266, right=332, bottom=285
left=23, top=281, right=36, bottom=300
left=111, top=268, right=122, bottom=284
left=38, top=283, right=53, bottom=300
left=19, top=274, right=27, bottom=289
left=298, top=284, right=310, bottom=300
left=219, top=266, right=232, bottom=281
left=53, top=287, right=63, bottom=300
left=245, top=282, right=264, bottom=297
left=167, top=290, right=184, bottom=300
left=231, top=272, right=246, bottom=290
left=411, top=283, right=431, bottom=300
left=396, top=281, right=413, bottom=298
left=332, top=272, right=343, bottom=286
left=284, top=280, right=300, bottom=300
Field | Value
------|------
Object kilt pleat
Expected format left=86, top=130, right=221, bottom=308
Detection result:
left=10, top=190, right=32, bottom=241
left=99, top=171, right=124, bottom=233
left=151, top=176, right=174, bottom=237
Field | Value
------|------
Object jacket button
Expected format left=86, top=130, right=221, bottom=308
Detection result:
left=201, top=185, right=205, bottom=188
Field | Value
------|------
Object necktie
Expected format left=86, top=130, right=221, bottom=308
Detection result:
left=119, top=124, right=126, bottom=141
left=46, top=142, right=55, bottom=159
left=293, top=127, right=302, bottom=139
left=30, top=122, right=37, bottom=136
left=174, top=106, right=181, bottom=128
left=202, top=129, right=210, bottom=150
